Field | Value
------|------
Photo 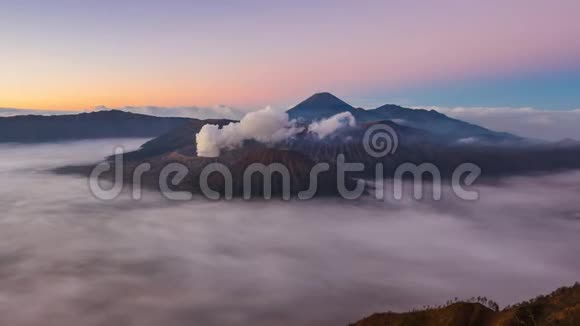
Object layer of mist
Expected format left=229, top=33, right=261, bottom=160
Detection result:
left=0, top=140, right=579, bottom=325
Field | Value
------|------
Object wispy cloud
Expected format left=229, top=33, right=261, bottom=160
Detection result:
left=93, top=105, right=245, bottom=120
left=0, top=108, right=78, bottom=117
left=0, top=105, right=246, bottom=120
left=415, top=106, right=580, bottom=141
left=308, top=112, right=356, bottom=139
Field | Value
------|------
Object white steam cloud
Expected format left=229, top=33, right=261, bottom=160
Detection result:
left=196, top=107, right=304, bottom=157
left=308, top=112, right=356, bottom=139
left=196, top=110, right=358, bottom=157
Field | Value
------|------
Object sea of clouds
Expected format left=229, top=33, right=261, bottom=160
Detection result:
left=0, top=140, right=579, bottom=325
left=416, top=106, right=580, bottom=141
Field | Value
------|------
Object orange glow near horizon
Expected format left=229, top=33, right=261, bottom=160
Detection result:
left=2, top=1, right=580, bottom=111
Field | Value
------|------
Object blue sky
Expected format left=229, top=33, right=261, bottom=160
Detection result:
left=356, top=67, right=580, bottom=110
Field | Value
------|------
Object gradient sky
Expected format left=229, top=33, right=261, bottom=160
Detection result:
left=1, top=0, right=580, bottom=111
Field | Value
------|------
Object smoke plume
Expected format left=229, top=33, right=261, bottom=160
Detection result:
left=196, top=109, right=358, bottom=157
left=308, top=112, right=355, bottom=139
left=196, top=107, right=304, bottom=157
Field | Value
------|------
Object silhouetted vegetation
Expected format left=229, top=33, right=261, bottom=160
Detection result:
left=351, top=282, right=580, bottom=326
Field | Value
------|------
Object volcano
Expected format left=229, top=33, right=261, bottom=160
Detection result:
left=54, top=93, right=580, bottom=198
left=287, top=92, right=359, bottom=121
left=287, top=92, right=519, bottom=142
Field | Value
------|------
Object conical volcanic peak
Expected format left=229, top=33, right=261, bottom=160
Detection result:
left=287, top=92, right=356, bottom=121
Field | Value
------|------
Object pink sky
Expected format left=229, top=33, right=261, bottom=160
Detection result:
left=1, top=0, right=579, bottom=110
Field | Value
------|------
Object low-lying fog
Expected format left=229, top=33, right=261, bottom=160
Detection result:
left=0, top=140, right=579, bottom=326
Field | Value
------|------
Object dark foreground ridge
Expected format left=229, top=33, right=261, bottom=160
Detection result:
left=350, top=283, right=580, bottom=326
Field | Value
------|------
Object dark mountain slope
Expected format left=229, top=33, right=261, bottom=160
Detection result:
left=351, top=283, right=580, bottom=326
left=286, top=93, right=519, bottom=143
left=206, top=148, right=360, bottom=197
left=55, top=116, right=580, bottom=198
left=286, top=120, right=580, bottom=178
left=369, top=104, right=517, bottom=141
left=353, top=302, right=495, bottom=326
left=123, top=118, right=236, bottom=160
left=287, top=92, right=359, bottom=121
left=58, top=144, right=359, bottom=198
left=0, top=110, right=191, bottom=143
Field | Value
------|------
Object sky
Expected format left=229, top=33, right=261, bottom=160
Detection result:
left=1, top=0, right=580, bottom=111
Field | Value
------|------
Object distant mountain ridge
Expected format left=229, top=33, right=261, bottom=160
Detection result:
left=1, top=92, right=520, bottom=144
left=287, top=92, right=519, bottom=142
left=0, top=110, right=192, bottom=143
